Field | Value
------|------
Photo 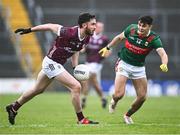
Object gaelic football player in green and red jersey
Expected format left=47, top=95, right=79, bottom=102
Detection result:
left=99, top=16, right=168, bottom=124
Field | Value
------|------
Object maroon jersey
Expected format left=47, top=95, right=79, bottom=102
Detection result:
left=47, top=26, right=90, bottom=65
left=86, top=33, right=109, bottom=63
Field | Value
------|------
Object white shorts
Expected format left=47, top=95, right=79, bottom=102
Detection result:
left=116, top=59, right=146, bottom=79
left=85, top=62, right=102, bottom=75
left=41, top=56, right=65, bottom=79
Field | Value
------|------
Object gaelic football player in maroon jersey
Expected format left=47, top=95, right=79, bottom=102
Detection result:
left=6, top=13, right=99, bottom=125
left=81, top=22, right=110, bottom=109
left=99, top=16, right=168, bottom=124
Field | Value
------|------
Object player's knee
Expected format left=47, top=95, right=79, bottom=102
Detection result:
left=72, top=82, right=81, bottom=93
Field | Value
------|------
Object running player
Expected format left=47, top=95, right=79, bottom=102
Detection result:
left=99, top=15, right=168, bottom=124
left=6, top=12, right=99, bottom=125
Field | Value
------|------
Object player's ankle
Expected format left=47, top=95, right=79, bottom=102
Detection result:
left=112, top=95, right=119, bottom=103
left=76, top=112, right=85, bottom=121
left=12, top=101, right=21, bottom=112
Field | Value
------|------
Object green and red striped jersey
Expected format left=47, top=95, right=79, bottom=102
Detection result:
left=118, top=24, right=163, bottom=66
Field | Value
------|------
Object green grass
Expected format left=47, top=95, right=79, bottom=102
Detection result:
left=0, top=93, right=180, bottom=134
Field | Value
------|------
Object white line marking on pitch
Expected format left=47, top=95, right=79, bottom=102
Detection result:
left=136, top=123, right=180, bottom=127
left=0, top=124, right=48, bottom=128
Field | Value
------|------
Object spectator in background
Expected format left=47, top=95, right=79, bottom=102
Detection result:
left=99, top=15, right=168, bottom=124
left=6, top=12, right=99, bottom=125
left=81, top=22, right=111, bottom=109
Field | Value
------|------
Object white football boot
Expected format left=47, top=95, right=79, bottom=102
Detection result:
left=109, top=98, right=117, bottom=113
left=123, top=114, right=134, bottom=124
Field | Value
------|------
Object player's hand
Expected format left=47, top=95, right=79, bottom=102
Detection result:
left=160, top=64, right=168, bottom=72
left=98, top=47, right=110, bottom=57
left=15, top=28, right=32, bottom=35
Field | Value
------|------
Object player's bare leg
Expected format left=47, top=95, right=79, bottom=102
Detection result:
left=6, top=71, right=53, bottom=125
left=109, top=75, right=127, bottom=113
left=55, top=70, right=98, bottom=124
left=124, top=78, right=147, bottom=124
left=18, top=71, right=53, bottom=105
left=81, top=80, right=89, bottom=108
left=90, top=73, right=107, bottom=108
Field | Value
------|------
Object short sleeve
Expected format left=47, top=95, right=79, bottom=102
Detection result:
left=151, top=37, right=163, bottom=49
left=56, top=25, right=63, bottom=36
left=124, top=24, right=135, bottom=38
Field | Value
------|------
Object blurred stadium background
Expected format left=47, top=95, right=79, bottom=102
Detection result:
left=0, top=0, right=180, bottom=96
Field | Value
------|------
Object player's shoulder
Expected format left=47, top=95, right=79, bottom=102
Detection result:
left=61, top=26, right=78, bottom=37
left=126, top=24, right=138, bottom=29
left=129, top=24, right=137, bottom=28
left=124, top=24, right=138, bottom=33
left=149, top=31, right=160, bottom=40
left=150, top=30, right=159, bottom=36
left=124, top=24, right=137, bottom=37
left=64, top=26, right=78, bottom=32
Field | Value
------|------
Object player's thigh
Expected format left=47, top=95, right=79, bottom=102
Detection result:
left=114, top=74, right=128, bottom=94
left=132, top=77, right=147, bottom=97
left=34, top=70, right=53, bottom=91
left=54, top=69, right=81, bottom=91
left=90, top=73, right=98, bottom=84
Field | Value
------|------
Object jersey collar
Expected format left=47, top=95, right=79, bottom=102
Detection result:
left=138, top=30, right=151, bottom=38
left=78, top=27, right=85, bottom=41
left=147, top=30, right=151, bottom=37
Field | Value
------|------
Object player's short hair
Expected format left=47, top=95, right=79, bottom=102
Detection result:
left=138, top=16, right=153, bottom=25
left=78, top=12, right=96, bottom=28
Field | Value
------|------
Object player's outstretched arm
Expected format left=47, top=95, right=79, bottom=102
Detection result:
left=99, top=32, right=125, bottom=57
left=15, top=23, right=61, bottom=35
left=156, top=48, right=169, bottom=72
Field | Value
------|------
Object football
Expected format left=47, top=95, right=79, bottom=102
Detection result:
left=73, top=64, right=90, bottom=81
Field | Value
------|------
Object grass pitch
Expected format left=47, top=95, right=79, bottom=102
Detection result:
left=0, top=93, right=180, bottom=134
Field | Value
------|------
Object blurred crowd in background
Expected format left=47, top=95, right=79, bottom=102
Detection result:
left=0, top=0, right=180, bottom=95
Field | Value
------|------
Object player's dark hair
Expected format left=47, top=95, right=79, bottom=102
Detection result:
left=78, top=12, right=96, bottom=28
left=138, top=16, right=153, bottom=25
